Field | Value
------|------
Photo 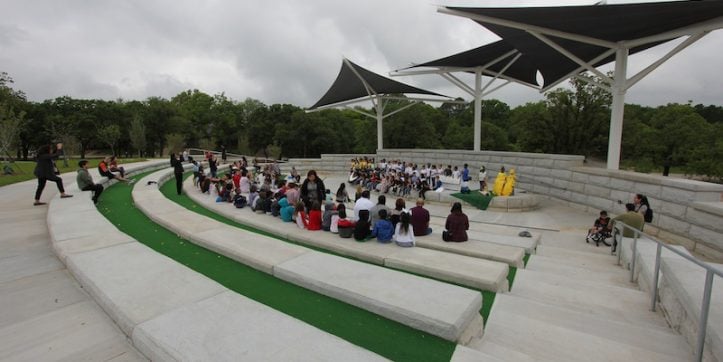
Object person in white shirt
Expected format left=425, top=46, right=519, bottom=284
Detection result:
left=478, top=166, right=487, bottom=191
left=353, top=190, right=375, bottom=221
left=393, top=212, right=415, bottom=247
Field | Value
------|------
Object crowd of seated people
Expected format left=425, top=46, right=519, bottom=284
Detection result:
left=191, top=164, right=438, bottom=248
left=347, top=157, right=476, bottom=199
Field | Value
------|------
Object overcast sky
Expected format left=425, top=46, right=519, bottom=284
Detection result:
left=1, top=0, right=721, bottom=108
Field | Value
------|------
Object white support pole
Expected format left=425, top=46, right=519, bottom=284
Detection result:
left=474, top=68, right=482, bottom=152
left=607, top=47, right=628, bottom=170
left=376, top=99, right=384, bottom=151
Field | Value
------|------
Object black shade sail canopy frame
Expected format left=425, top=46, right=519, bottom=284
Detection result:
left=439, top=0, right=723, bottom=170
left=391, top=40, right=540, bottom=152
left=309, top=58, right=456, bottom=150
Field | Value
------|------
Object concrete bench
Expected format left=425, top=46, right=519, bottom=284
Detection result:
left=184, top=176, right=510, bottom=293
left=427, top=216, right=539, bottom=254
left=415, top=237, right=525, bottom=268
left=133, top=168, right=486, bottom=343
left=47, top=161, right=385, bottom=360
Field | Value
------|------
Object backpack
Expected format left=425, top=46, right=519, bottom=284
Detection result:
left=644, top=207, right=653, bottom=223
left=233, top=195, right=247, bottom=208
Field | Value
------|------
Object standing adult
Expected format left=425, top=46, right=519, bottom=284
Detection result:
left=170, top=153, right=184, bottom=195
left=76, top=160, right=103, bottom=204
left=209, top=155, right=218, bottom=178
left=444, top=202, right=469, bottom=242
left=300, top=170, right=326, bottom=210
left=634, top=194, right=650, bottom=220
left=220, top=145, right=227, bottom=164
left=478, top=166, right=487, bottom=191
left=460, top=163, right=471, bottom=194
left=410, top=198, right=432, bottom=236
left=33, top=142, right=72, bottom=205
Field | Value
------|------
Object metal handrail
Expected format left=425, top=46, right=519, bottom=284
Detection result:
left=613, top=222, right=721, bottom=362
left=185, top=148, right=284, bottom=164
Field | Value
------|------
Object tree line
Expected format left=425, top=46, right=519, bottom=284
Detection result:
left=1, top=72, right=721, bottom=180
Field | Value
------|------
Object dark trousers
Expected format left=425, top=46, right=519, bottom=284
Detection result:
left=82, top=184, right=104, bottom=203
left=175, top=172, right=183, bottom=195
left=35, top=175, right=65, bottom=200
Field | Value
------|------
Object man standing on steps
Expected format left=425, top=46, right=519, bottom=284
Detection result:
left=170, top=153, right=184, bottom=195
left=76, top=160, right=103, bottom=204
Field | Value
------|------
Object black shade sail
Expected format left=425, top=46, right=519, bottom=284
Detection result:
left=310, top=59, right=444, bottom=110
left=410, top=40, right=539, bottom=87
left=446, top=0, right=723, bottom=88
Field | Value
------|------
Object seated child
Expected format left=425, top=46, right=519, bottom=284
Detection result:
left=353, top=209, right=372, bottom=241
left=587, top=210, right=612, bottom=246
left=279, top=197, right=294, bottom=222
left=371, top=209, right=394, bottom=243
left=308, top=201, right=323, bottom=231
left=322, top=201, right=337, bottom=231
left=294, top=201, right=308, bottom=229
left=393, top=212, right=415, bottom=247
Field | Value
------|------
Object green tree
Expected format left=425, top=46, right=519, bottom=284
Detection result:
left=648, top=103, right=712, bottom=170
left=97, top=124, right=121, bottom=156
left=129, top=116, right=147, bottom=157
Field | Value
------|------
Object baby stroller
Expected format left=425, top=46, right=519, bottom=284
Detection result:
left=586, top=228, right=612, bottom=247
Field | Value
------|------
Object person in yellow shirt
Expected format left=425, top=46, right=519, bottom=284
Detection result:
left=501, top=168, right=516, bottom=196
left=492, top=166, right=506, bottom=195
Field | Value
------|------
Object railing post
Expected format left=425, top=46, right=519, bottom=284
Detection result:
left=651, top=243, right=662, bottom=312
left=630, top=229, right=638, bottom=283
left=695, top=270, right=715, bottom=362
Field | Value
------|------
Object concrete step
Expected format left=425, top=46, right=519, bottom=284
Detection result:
left=512, top=270, right=672, bottom=330
left=184, top=176, right=512, bottom=293
left=479, top=297, right=689, bottom=362
left=524, top=256, right=636, bottom=290
left=538, top=245, right=620, bottom=266
left=467, top=337, right=535, bottom=362
left=488, top=293, right=690, bottom=359
left=450, top=345, right=506, bottom=362
left=135, top=168, right=488, bottom=343
left=415, top=236, right=526, bottom=268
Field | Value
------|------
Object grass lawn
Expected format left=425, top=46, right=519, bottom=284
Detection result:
left=0, top=158, right=146, bottom=187
left=98, top=171, right=456, bottom=362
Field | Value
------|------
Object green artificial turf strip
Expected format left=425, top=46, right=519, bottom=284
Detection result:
left=451, top=192, right=494, bottom=210
left=99, top=172, right=455, bottom=362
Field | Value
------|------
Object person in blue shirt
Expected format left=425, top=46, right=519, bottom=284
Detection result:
left=461, top=163, right=471, bottom=194
left=279, top=197, right=295, bottom=222
left=371, top=209, right=394, bottom=243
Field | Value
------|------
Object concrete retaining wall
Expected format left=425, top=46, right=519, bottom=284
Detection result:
left=284, top=149, right=723, bottom=261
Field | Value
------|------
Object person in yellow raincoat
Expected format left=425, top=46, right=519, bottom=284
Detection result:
left=501, top=168, right=516, bottom=196
left=492, top=166, right=506, bottom=195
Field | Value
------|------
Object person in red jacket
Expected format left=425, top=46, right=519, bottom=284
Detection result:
left=307, top=200, right=323, bottom=231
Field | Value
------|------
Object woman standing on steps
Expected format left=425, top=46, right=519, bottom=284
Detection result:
left=33, top=142, right=72, bottom=206
left=170, top=153, right=184, bottom=195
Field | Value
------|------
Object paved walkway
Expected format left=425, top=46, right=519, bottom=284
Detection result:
left=0, top=173, right=145, bottom=361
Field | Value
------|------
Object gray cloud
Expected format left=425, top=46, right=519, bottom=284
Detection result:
left=1, top=0, right=721, bottom=108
